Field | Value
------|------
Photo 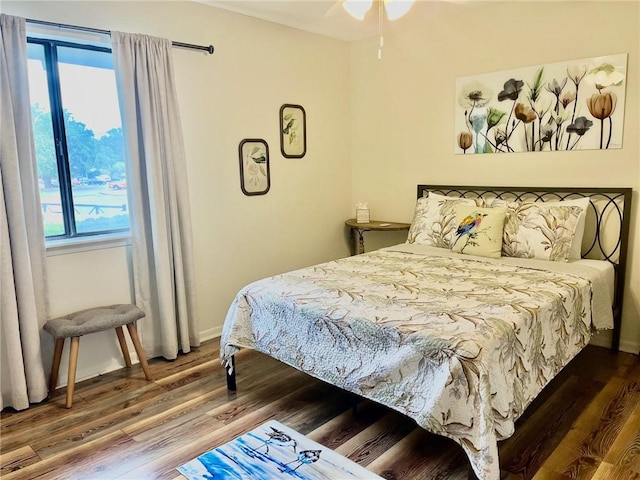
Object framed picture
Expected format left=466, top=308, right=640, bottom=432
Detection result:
left=279, top=104, right=306, bottom=158
left=238, top=139, right=270, bottom=196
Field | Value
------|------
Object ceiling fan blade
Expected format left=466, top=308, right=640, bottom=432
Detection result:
left=324, top=0, right=344, bottom=18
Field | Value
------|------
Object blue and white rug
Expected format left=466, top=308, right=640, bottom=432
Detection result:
left=178, top=420, right=384, bottom=479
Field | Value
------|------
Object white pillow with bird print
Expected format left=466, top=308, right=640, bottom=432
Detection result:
left=451, top=205, right=507, bottom=258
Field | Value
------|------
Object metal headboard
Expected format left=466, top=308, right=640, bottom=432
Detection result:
left=417, top=185, right=632, bottom=352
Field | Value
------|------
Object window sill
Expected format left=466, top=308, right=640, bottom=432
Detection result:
left=46, top=232, right=131, bottom=257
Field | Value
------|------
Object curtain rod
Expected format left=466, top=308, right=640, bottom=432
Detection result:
left=25, top=18, right=215, bottom=55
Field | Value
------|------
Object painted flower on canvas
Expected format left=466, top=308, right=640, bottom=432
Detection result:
left=454, top=54, right=627, bottom=154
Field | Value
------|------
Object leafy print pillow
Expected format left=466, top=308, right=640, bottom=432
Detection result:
left=500, top=202, right=582, bottom=261
left=407, top=196, right=480, bottom=248
left=533, top=197, right=590, bottom=259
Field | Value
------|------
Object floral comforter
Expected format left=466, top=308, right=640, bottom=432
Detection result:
left=220, top=244, right=613, bottom=480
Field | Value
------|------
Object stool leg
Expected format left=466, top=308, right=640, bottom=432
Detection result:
left=50, top=338, right=65, bottom=392
left=126, top=323, right=152, bottom=381
left=115, top=326, right=132, bottom=367
left=66, top=337, right=80, bottom=408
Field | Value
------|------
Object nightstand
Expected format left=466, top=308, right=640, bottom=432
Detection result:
left=345, top=219, right=411, bottom=255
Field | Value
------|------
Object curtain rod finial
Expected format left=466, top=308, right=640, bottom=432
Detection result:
left=208, top=45, right=214, bottom=55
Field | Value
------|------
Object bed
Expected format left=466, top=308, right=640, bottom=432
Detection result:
left=220, top=185, right=632, bottom=480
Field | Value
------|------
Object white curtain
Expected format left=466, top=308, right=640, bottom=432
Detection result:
left=111, top=31, right=198, bottom=360
left=0, top=14, right=49, bottom=410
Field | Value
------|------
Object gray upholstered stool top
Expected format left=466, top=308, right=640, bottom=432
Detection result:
left=43, top=304, right=145, bottom=339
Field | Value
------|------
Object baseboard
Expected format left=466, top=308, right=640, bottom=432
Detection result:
left=620, top=340, right=640, bottom=354
left=200, top=325, right=223, bottom=342
left=54, top=357, right=138, bottom=390
left=590, top=333, right=640, bottom=354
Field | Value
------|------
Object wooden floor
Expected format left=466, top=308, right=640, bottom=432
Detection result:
left=1, top=340, right=639, bottom=480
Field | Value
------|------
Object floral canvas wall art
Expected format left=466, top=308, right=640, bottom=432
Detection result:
left=454, top=53, right=627, bottom=155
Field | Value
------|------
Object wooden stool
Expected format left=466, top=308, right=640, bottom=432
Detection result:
left=44, top=304, right=152, bottom=408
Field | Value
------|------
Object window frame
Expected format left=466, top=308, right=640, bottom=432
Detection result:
left=27, top=36, right=130, bottom=242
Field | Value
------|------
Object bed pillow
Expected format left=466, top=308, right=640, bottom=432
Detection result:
left=492, top=197, right=589, bottom=260
left=407, top=196, right=479, bottom=248
left=429, top=191, right=486, bottom=207
left=537, top=197, right=590, bottom=259
left=498, top=202, right=583, bottom=262
left=451, top=205, right=506, bottom=258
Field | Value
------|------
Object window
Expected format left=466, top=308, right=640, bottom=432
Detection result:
left=26, top=37, right=129, bottom=240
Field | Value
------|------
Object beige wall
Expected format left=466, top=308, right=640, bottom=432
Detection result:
left=350, top=1, right=639, bottom=353
left=2, top=1, right=352, bottom=383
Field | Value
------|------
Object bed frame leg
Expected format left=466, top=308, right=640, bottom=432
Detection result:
left=467, top=466, right=480, bottom=480
left=226, top=356, right=237, bottom=391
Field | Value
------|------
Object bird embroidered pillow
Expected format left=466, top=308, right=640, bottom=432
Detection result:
left=451, top=205, right=507, bottom=258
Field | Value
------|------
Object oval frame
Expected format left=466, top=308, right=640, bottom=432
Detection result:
left=279, top=104, right=307, bottom=158
left=238, top=138, right=270, bottom=196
